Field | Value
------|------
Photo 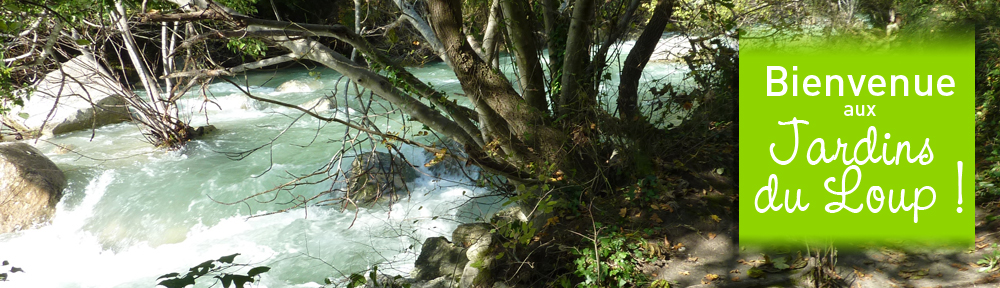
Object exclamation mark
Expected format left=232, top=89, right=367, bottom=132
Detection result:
left=958, top=161, right=963, bottom=213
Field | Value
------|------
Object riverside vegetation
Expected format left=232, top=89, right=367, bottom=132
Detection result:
left=0, top=0, right=998, bottom=287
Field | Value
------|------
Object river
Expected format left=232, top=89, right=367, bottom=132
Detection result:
left=0, top=41, right=691, bottom=287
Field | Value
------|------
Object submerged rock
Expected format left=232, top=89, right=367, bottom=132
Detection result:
left=0, top=142, right=66, bottom=233
left=275, top=79, right=323, bottom=93
left=346, top=151, right=418, bottom=205
left=2, top=56, right=130, bottom=137
left=298, top=97, right=337, bottom=112
left=421, top=140, right=468, bottom=177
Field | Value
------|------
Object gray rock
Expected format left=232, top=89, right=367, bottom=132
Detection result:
left=453, top=224, right=492, bottom=252
left=0, top=142, right=66, bottom=233
left=3, top=56, right=129, bottom=137
left=490, top=205, right=528, bottom=224
left=454, top=223, right=495, bottom=288
left=421, top=140, right=467, bottom=177
left=412, top=236, right=467, bottom=282
left=299, top=97, right=337, bottom=112
left=275, top=79, right=322, bottom=93
left=346, top=151, right=418, bottom=205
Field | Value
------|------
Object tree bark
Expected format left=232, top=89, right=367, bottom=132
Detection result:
left=501, top=0, right=549, bottom=114
left=618, top=0, right=673, bottom=120
left=392, top=0, right=452, bottom=68
left=426, top=0, right=568, bottom=167
left=273, top=36, right=479, bottom=149
left=588, top=0, right=641, bottom=88
left=481, top=0, right=502, bottom=67
left=558, top=0, right=596, bottom=117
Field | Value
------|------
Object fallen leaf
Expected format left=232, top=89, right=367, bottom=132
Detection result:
left=672, top=243, right=685, bottom=250
left=688, top=257, right=699, bottom=262
left=731, top=276, right=741, bottom=282
left=704, top=273, right=719, bottom=281
left=680, top=271, right=690, bottom=275
left=650, top=214, right=663, bottom=223
left=708, top=232, right=717, bottom=240
left=664, top=236, right=670, bottom=247
left=711, top=215, right=721, bottom=223
left=729, top=269, right=740, bottom=274
left=748, top=267, right=766, bottom=278
left=545, top=216, right=559, bottom=227
left=619, top=208, right=627, bottom=218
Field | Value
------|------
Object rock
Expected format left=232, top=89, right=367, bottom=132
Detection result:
left=0, top=142, right=66, bottom=233
left=346, top=151, right=418, bottom=205
left=275, top=79, right=322, bottom=93
left=412, top=236, right=468, bottom=282
left=453, top=223, right=492, bottom=250
left=299, top=97, right=337, bottom=112
left=51, top=143, right=76, bottom=155
left=454, top=223, right=495, bottom=288
left=179, top=125, right=218, bottom=140
left=3, top=56, right=130, bottom=137
left=491, top=205, right=528, bottom=224
left=421, top=140, right=467, bottom=177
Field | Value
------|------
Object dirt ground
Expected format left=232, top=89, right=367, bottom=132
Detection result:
left=637, top=191, right=997, bottom=288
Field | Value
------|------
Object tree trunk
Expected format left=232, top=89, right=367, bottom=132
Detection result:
left=426, top=0, right=568, bottom=168
left=558, top=0, right=596, bottom=117
left=481, top=0, right=502, bottom=66
left=618, top=0, right=673, bottom=120
left=501, top=0, right=549, bottom=114
left=541, top=0, right=565, bottom=108
left=588, top=0, right=641, bottom=90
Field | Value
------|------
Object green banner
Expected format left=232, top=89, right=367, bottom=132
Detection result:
left=739, top=37, right=974, bottom=247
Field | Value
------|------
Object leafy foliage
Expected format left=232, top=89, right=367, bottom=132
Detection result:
left=341, top=265, right=411, bottom=288
left=0, top=259, right=24, bottom=282
left=0, top=54, right=25, bottom=116
left=156, top=253, right=270, bottom=288
left=226, top=38, right=268, bottom=60
left=570, top=228, right=651, bottom=288
left=979, top=243, right=1000, bottom=273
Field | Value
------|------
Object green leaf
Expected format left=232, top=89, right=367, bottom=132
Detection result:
left=158, top=276, right=196, bottom=288
left=231, top=275, right=252, bottom=288
left=347, top=273, right=367, bottom=288
left=1, top=260, right=7, bottom=266
left=772, top=258, right=790, bottom=270
left=156, top=272, right=180, bottom=280
left=17, top=112, right=27, bottom=119
left=324, top=278, right=332, bottom=285
left=74, top=39, right=91, bottom=46
left=247, top=266, right=270, bottom=278
left=217, top=274, right=233, bottom=288
left=217, top=253, right=239, bottom=264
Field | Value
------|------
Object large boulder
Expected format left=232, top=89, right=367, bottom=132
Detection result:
left=411, top=223, right=499, bottom=288
left=412, top=236, right=468, bottom=282
left=3, top=56, right=130, bottom=137
left=346, top=151, right=418, bottom=205
left=455, top=223, right=495, bottom=288
left=0, top=142, right=66, bottom=233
